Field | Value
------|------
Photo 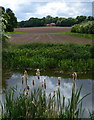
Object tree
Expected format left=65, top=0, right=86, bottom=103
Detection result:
left=0, top=6, right=5, bottom=12
left=0, top=7, right=10, bottom=47
left=76, top=16, right=87, bottom=23
left=17, top=15, right=94, bottom=28
left=45, top=15, right=53, bottom=24
left=87, top=16, right=94, bottom=21
left=6, top=8, right=17, bottom=32
left=56, top=20, right=61, bottom=26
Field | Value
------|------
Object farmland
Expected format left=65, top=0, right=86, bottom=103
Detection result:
left=2, top=26, right=93, bottom=72
left=9, top=27, right=92, bottom=44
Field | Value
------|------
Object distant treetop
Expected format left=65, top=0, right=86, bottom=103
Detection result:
left=18, top=15, right=94, bottom=28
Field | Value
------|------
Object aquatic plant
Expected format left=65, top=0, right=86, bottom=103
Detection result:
left=2, top=43, right=93, bottom=72
left=57, top=77, right=61, bottom=86
left=0, top=71, right=90, bottom=119
left=36, top=69, right=40, bottom=80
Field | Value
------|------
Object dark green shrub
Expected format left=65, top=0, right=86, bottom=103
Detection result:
left=71, top=21, right=94, bottom=34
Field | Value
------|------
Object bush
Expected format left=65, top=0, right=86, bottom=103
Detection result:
left=71, top=21, right=94, bottom=34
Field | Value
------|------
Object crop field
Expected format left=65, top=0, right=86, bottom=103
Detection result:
left=10, top=27, right=92, bottom=44
left=14, top=27, right=71, bottom=33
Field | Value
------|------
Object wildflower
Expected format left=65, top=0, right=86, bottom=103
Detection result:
left=58, top=77, right=61, bottom=86
left=36, top=69, right=40, bottom=79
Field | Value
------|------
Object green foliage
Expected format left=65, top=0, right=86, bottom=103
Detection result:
left=5, top=8, right=17, bottom=32
left=0, top=6, right=17, bottom=47
left=60, top=59, right=93, bottom=72
left=0, top=9, right=10, bottom=48
left=2, top=43, right=94, bottom=71
left=18, top=15, right=94, bottom=27
left=76, top=16, right=87, bottom=24
left=56, top=17, right=77, bottom=27
left=89, top=110, right=94, bottom=120
left=0, top=6, right=17, bottom=32
left=0, top=85, right=90, bottom=119
left=71, top=21, right=94, bottom=34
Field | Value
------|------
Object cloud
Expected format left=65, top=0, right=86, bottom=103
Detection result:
left=0, top=0, right=93, bottom=21
left=24, top=1, right=92, bottom=19
left=36, top=2, right=83, bottom=17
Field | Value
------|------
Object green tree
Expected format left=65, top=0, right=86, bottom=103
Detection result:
left=6, top=8, right=17, bottom=32
left=56, top=20, right=61, bottom=26
left=0, top=7, right=10, bottom=47
left=76, top=16, right=87, bottom=23
left=87, top=16, right=94, bottom=21
left=45, top=15, right=53, bottom=24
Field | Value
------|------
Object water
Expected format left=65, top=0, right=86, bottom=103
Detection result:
left=1, top=72, right=93, bottom=118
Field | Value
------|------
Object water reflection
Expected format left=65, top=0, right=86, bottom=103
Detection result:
left=1, top=73, right=93, bottom=118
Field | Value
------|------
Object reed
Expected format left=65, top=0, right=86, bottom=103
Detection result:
left=1, top=72, right=91, bottom=119
left=36, top=69, right=40, bottom=80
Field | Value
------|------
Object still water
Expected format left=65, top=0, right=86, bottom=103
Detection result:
left=1, top=71, right=93, bottom=118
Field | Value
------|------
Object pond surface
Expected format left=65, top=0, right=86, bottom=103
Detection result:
left=1, top=71, right=94, bottom=118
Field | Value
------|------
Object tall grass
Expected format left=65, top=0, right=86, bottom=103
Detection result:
left=1, top=71, right=91, bottom=119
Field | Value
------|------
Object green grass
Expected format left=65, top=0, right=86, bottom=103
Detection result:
left=3, top=43, right=94, bottom=72
left=7, top=32, right=34, bottom=34
left=62, top=32, right=94, bottom=40
left=8, top=31, right=94, bottom=40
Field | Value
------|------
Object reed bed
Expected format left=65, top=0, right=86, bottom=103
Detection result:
left=1, top=70, right=91, bottom=119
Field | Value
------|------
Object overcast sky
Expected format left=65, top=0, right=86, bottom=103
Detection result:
left=0, top=0, right=93, bottom=21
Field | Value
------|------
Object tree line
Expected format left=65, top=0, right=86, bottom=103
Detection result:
left=18, top=15, right=94, bottom=28
left=0, top=6, right=94, bottom=30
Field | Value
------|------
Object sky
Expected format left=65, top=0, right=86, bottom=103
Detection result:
left=0, top=0, right=94, bottom=21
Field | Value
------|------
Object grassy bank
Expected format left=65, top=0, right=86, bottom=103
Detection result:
left=3, top=43, right=94, bottom=72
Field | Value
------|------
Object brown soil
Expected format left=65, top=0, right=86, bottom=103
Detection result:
left=14, top=27, right=71, bottom=33
left=10, top=27, right=92, bottom=44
